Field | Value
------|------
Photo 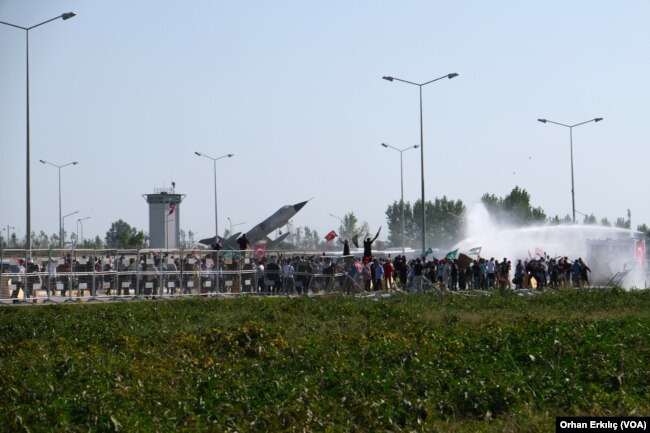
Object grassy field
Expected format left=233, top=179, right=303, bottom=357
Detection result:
left=0, top=289, right=649, bottom=432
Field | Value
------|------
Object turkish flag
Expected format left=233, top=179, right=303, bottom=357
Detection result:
left=325, top=230, right=337, bottom=242
left=636, top=241, right=645, bottom=263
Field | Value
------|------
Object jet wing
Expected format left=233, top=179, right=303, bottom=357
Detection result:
left=198, top=232, right=241, bottom=248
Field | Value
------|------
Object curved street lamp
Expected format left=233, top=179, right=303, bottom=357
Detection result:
left=537, top=117, right=603, bottom=223
left=383, top=72, right=458, bottom=255
left=40, top=160, right=78, bottom=249
left=0, top=12, right=76, bottom=252
left=76, top=216, right=91, bottom=245
left=381, top=143, right=419, bottom=253
left=194, top=152, right=234, bottom=239
left=62, top=210, right=79, bottom=248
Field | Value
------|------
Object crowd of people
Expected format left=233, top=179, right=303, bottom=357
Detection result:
left=2, top=245, right=594, bottom=302
left=346, top=254, right=593, bottom=292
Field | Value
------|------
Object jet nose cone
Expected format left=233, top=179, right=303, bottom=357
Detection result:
left=293, top=201, right=308, bottom=212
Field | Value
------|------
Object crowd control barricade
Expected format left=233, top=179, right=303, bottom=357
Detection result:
left=1, top=246, right=384, bottom=304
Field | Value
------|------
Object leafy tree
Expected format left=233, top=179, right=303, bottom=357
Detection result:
left=178, top=230, right=197, bottom=249
left=285, top=224, right=322, bottom=250
left=600, top=217, right=611, bottom=227
left=336, top=212, right=368, bottom=242
left=429, top=196, right=466, bottom=248
left=407, top=198, right=465, bottom=250
left=80, top=236, right=104, bottom=250
left=480, top=193, right=502, bottom=220
left=615, top=209, right=632, bottom=229
left=385, top=201, right=415, bottom=248
left=637, top=223, right=649, bottom=234
left=105, top=219, right=147, bottom=248
left=480, top=186, right=546, bottom=226
left=31, top=231, right=54, bottom=249
left=582, top=214, right=598, bottom=225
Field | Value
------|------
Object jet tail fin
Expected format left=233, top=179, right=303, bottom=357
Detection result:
left=266, top=232, right=290, bottom=249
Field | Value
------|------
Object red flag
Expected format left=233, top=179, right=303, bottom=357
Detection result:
left=254, top=242, right=267, bottom=258
left=168, top=203, right=176, bottom=216
left=324, top=230, right=337, bottom=242
left=636, top=241, right=645, bottom=263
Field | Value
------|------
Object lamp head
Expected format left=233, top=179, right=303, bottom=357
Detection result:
left=537, top=119, right=547, bottom=123
left=194, top=151, right=202, bottom=156
left=381, top=143, right=389, bottom=148
left=447, top=73, right=459, bottom=79
left=594, top=117, right=603, bottom=122
left=62, top=12, right=76, bottom=20
left=413, top=145, right=420, bottom=149
left=39, top=159, right=46, bottom=164
left=227, top=153, right=234, bottom=157
left=72, top=161, right=79, bottom=165
left=382, top=76, right=394, bottom=82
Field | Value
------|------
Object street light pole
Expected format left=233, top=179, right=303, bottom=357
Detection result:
left=77, top=216, right=90, bottom=245
left=40, top=160, right=79, bottom=249
left=195, top=152, right=234, bottom=240
left=1, top=12, right=76, bottom=252
left=61, top=211, right=79, bottom=248
left=537, top=117, right=603, bottom=223
left=383, top=72, right=458, bottom=255
left=3, top=226, right=16, bottom=248
left=381, top=143, right=419, bottom=254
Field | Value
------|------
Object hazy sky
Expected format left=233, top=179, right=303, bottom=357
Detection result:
left=1, top=1, right=649, bottom=246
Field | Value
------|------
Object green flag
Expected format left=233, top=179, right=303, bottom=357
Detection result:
left=445, top=249, right=459, bottom=260
left=423, top=247, right=433, bottom=257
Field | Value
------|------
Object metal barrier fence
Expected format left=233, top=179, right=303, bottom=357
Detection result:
left=0, top=248, right=379, bottom=304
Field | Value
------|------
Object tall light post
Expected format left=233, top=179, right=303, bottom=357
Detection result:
left=383, top=72, right=459, bottom=254
left=381, top=143, right=419, bottom=253
left=76, top=216, right=90, bottom=245
left=40, top=160, right=78, bottom=249
left=3, top=226, right=16, bottom=248
left=329, top=214, right=343, bottom=223
left=1, top=12, right=76, bottom=252
left=194, top=152, right=234, bottom=239
left=537, top=117, right=603, bottom=223
left=61, top=211, right=79, bottom=248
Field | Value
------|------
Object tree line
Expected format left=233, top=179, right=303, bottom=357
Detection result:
left=1, top=186, right=645, bottom=251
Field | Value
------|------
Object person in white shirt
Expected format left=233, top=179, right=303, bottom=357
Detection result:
left=282, top=260, right=294, bottom=294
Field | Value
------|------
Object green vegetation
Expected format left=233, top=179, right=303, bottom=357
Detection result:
left=1, top=290, right=649, bottom=432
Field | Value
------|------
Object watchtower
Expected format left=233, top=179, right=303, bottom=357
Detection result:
left=143, top=187, right=185, bottom=248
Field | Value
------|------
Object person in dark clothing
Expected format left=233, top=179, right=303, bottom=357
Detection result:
left=363, top=226, right=381, bottom=264
left=211, top=236, right=222, bottom=251
left=579, top=258, right=591, bottom=287
left=450, top=260, right=458, bottom=291
left=339, top=238, right=351, bottom=256
left=237, top=234, right=250, bottom=251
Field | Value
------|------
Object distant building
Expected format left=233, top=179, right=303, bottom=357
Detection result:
left=143, top=187, right=185, bottom=248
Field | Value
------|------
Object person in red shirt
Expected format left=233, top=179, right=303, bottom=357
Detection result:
left=383, top=257, right=394, bottom=290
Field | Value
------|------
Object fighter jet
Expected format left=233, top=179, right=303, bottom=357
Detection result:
left=199, top=200, right=308, bottom=249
